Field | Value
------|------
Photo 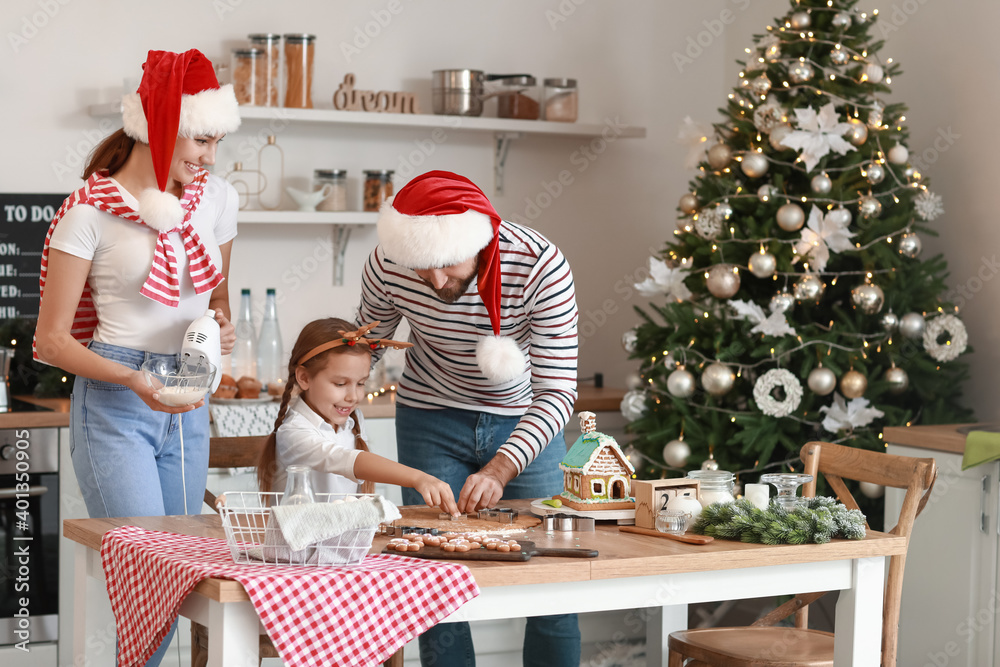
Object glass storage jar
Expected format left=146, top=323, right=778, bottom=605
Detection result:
left=490, top=74, right=540, bottom=120
left=314, top=169, right=347, bottom=212
left=283, top=33, right=316, bottom=108
left=543, top=78, right=578, bottom=122
left=686, top=470, right=736, bottom=508
left=248, top=33, right=280, bottom=107
left=363, top=170, right=394, bottom=212
left=231, top=48, right=263, bottom=105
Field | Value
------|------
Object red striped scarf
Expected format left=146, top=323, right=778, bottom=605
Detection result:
left=34, top=170, right=224, bottom=358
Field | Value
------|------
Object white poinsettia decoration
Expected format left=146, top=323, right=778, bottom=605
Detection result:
left=793, top=205, right=856, bottom=272
left=678, top=116, right=714, bottom=170
left=820, top=393, right=885, bottom=434
left=914, top=190, right=944, bottom=221
left=620, top=390, right=648, bottom=422
left=635, top=256, right=693, bottom=302
left=781, top=103, right=857, bottom=172
left=730, top=299, right=797, bottom=337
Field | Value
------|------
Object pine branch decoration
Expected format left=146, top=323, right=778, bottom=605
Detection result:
left=692, top=498, right=866, bottom=544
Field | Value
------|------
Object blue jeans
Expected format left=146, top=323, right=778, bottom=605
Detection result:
left=396, top=404, right=581, bottom=667
left=71, top=341, right=210, bottom=667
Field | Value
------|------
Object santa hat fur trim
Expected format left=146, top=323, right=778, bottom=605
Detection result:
left=122, top=86, right=240, bottom=143
left=477, top=335, right=527, bottom=384
left=376, top=196, right=494, bottom=269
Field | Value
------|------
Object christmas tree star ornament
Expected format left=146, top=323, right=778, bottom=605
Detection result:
left=781, top=102, right=857, bottom=172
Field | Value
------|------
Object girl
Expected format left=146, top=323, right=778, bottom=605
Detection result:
left=258, top=318, right=459, bottom=515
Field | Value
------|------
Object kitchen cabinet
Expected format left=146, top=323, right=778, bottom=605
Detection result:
left=883, top=425, right=1000, bottom=667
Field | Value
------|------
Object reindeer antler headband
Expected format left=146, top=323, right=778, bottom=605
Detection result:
left=298, top=321, right=413, bottom=366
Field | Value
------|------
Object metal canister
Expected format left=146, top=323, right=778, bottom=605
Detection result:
left=431, top=69, right=484, bottom=116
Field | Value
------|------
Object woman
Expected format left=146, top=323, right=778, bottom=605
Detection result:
left=35, top=49, right=241, bottom=523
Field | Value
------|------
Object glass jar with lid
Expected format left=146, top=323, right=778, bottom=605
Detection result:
left=314, top=169, right=347, bottom=212
left=283, top=33, right=316, bottom=108
left=363, top=170, right=394, bottom=212
left=543, top=78, right=578, bottom=122
left=686, top=470, right=736, bottom=508
left=248, top=33, right=280, bottom=107
left=489, top=74, right=540, bottom=120
left=231, top=48, right=263, bottom=105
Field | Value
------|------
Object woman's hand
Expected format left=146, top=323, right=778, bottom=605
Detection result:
left=215, top=308, right=236, bottom=355
left=413, top=473, right=460, bottom=516
left=126, top=369, right=205, bottom=414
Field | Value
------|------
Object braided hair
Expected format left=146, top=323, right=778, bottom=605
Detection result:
left=257, top=318, right=375, bottom=495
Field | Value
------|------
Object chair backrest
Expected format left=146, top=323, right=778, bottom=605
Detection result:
left=799, top=441, right=936, bottom=667
left=204, top=436, right=269, bottom=511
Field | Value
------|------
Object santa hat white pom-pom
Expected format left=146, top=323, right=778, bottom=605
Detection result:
left=476, top=336, right=527, bottom=384
left=138, top=188, right=185, bottom=231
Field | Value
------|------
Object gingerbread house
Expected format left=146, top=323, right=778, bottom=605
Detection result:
left=557, top=412, right=636, bottom=511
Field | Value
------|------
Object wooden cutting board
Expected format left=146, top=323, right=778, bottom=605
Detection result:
left=382, top=540, right=597, bottom=562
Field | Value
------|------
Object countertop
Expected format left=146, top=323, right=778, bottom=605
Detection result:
left=882, top=423, right=990, bottom=455
left=0, top=386, right=626, bottom=430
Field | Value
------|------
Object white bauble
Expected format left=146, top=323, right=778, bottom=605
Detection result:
left=859, top=482, right=885, bottom=499
left=811, top=173, right=833, bottom=194
left=898, top=233, right=922, bottom=259
left=864, top=63, right=884, bottom=84
left=701, top=363, right=735, bottom=397
left=885, top=366, right=909, bottom=394
left=793, top=274, right=825, bottom=303
left=777, top=203, right=806, bottom=231
left=790, top=11, right=811, bottom=29
left=748, top=251, right=777, bottom=279
left=888, top=144, right=909, bottom=164
left=881, top=311, right=900, bottom=333
left=749, top=74, right=772, bottom=96
left=859, top=195, right=882, bottom=219
left=770, top=291, right=796, bottom=314
left=827, top=207, right=852, bottom=227
left=663, top=352, right=677, bottom=370
left=620, top=390, right=648, bottom=422
left=769, top=124, right=793, bottom=150
left=706, top=264, right=741, bottom=299
left=757, top=184, right=779, bottom=201
left=741, top=152, right=769, bottom=178
left=851, top=283, right=885, bottom=315
left=830, top=48, right=850, bottom=65
left=831, top=11, right=852, bottom=28
left=701, top=456, right=720, bottom=471
left=707, top=143, right=734, bottom=170
left=622, top=329, right=638, bottom=353
left=667, top=368, right=696, bottom=398
left=866, top=162, right=886, bottom=185
left=663, top=439, right=691, bottom=468
left=899, top=312, right=926, bottom=340
left=846, top=118, right=869, bottom=146
left=626, top=372, right=644, bottom=391
left=789, top=62, right=815, bottom=84
left=807, top=366, right=837, bottom=396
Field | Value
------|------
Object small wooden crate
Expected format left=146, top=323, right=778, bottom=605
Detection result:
left=633, top=479, right=701, bottom=530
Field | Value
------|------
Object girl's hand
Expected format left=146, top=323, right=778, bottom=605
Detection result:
left=127, top=370, right=206, bottom=414
left=216, top=308, right=236, bottom=356
left=413, top=473, right=460, bottom=516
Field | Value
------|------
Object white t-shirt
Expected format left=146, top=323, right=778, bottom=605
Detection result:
left=274, top=395, right=365, bottom=497
left=48, top=174, right=238, bottom=353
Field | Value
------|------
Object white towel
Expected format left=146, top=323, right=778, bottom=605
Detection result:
left=270, top=496, right=401, bottom=552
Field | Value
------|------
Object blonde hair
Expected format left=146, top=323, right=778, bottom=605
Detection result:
left=256, top=318, right=375, bottom=494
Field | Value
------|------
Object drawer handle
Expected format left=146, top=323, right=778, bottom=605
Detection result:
left=982, top=475, right=990, bottom=534
left=0, top=484, right=49, bottom=499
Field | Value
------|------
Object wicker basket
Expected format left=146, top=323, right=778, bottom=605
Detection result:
left=218, top=491, right=377, bottom=566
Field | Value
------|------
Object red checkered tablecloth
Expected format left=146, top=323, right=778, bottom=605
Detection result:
left=100, top=526, right=480, bottom=667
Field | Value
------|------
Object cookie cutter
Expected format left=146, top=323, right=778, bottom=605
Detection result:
left=542, top=513, right=595, bottom=532
left=477, top=507, right=519, bottom=524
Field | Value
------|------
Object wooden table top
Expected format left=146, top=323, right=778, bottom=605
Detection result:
left=64, top=500, right=906, bottom=605
left=882, top=423, right=988, bottom=455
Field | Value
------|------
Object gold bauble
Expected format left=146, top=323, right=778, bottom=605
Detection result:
left=840, top=370, right=868, bottom=399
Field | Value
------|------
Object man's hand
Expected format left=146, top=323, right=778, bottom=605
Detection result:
left=457, top=454, right=519, bottom=514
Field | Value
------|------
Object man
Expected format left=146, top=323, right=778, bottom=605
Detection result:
left=357, top=170, right=580, bottom=667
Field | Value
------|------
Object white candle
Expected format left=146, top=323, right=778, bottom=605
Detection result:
left=745, top=483, right=770, bottom=510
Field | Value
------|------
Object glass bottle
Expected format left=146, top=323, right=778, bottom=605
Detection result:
left=543, top=78, right=578, bottom=122
left=256, top=288, right=284, bottom=392
left=686, top=470, right=736, bottom=508
left=231, top=288, right=257, bottom=380
left=248, top=33, right=280, bottom=107
left=281, top=465, right=316, bottom=505
left=314, top=169, right=348, bottom=212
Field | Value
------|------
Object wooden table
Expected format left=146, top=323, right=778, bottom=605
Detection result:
left=64, top=503, right=906, bottom=667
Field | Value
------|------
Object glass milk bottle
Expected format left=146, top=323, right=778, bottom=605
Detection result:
left=281, top=465, right=316, bottom=505
left=231, top=288, right=257, bottom=380
left=256, top=288, right=284, bottom=393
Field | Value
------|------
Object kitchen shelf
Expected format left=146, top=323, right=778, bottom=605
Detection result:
left=237, top=211, right=378, bottom=225
left=87, top=102, right=646, bottom=139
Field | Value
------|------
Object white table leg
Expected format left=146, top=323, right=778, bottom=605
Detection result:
left=206, top=598, right=260, bottom=667
left=833, top=556, right=885, bottom=667
left=645, top=605, right=688, bottom=667
left=72, top=541, right=88, bottom=665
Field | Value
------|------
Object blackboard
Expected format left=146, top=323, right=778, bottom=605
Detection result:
left=0, top=193, right=68, bottom=319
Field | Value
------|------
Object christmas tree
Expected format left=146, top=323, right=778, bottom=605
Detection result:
left=623, top=0, right=973, bottom=486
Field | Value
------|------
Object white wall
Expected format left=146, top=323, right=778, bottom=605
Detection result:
left=2, top=0, right=731, bottom=400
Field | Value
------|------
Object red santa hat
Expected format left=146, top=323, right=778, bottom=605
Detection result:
left=377, top=170, right=527, bottom=384
left=121, top=49, right=240, bottom=231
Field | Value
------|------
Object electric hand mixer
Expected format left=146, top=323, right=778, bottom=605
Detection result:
left=141, top=310, right=222, bottom=514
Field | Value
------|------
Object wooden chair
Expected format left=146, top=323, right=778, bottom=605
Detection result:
left=190, top=436, right=405, bottom=667
left=667, top=440, right=937, bottom=667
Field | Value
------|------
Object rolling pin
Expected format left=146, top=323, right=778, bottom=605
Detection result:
left=618, top=525, right=714, bottom=544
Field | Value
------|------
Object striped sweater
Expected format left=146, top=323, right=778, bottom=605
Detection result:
left=358, top=220, right=579, bottom=473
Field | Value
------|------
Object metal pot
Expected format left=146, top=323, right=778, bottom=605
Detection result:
left=431, top=69, right=484, bottom=116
